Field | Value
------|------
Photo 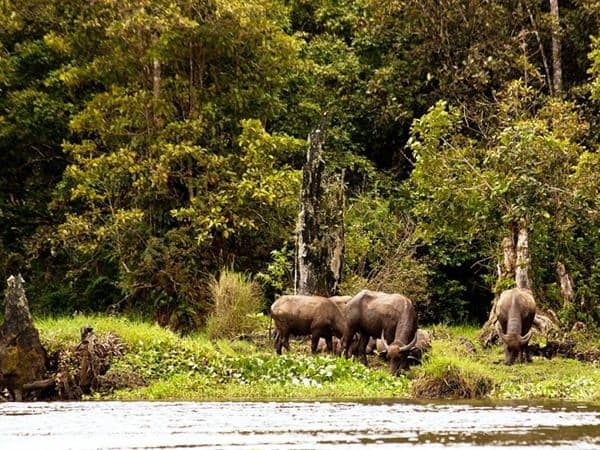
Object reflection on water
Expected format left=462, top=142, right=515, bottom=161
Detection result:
left=1, top=400, right=600, bottom=449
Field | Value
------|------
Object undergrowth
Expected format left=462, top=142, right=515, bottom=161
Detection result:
left=35, top=317, right=600, bottom=402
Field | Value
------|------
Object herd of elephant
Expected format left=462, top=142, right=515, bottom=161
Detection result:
left=270, top=287, right=537, bottom=375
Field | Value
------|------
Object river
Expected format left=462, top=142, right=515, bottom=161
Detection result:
left=1, top=400, right=600, bottom=449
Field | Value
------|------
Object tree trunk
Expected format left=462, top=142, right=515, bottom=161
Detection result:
left=481, top=221, right=532, bottom=345
left=295, top=112, right=346, bottom=296
left=549, top=0, right=562, bottom=95
left=480, top=223, right=561, bottom=346
left=498, top=232, right=517, bottom=284
left=480, top=229, right=517, bottom=346
left=296, top=112, right=328, bottom=296
left=0, top=275, right=47, bottom=401
left=524, top=0, right=553, bottom=94
left=153, top=58, right=161, bottom=99
left=326, top=171, right=345, bottom=295
left=515, top=220, right=532, bottom=290
left=556, top=261, right=574, bottom=307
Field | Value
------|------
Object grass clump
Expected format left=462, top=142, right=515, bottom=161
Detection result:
left=36, top=315, right=181, bottom=353
left=411, top=331, right=494, bottom=399
left=412, top=356, right=494, bottom=399
left=205, top=269, right=265, bottom=340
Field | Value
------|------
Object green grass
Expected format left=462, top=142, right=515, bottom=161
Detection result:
left=34, top=317, right=600, bottom=402
left=412, top=325, right=600, bottom=401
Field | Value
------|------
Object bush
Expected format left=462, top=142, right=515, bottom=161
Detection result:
left=205, top=269, right=265, bottom=340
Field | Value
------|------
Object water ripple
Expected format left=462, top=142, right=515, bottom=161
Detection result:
left=1, top=401, right=599, bottom=449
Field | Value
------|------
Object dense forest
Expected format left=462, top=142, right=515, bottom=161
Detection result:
left=1, top=0, right=599, bottom=331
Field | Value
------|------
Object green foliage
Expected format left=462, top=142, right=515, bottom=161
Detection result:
left=205, top=269, right=265, bottom=340
left=2, top=0, right=600, bottom=327
left=342, top=190, right=430, bottom=307
left=408, top=87, right=599, bottom=319
left=256, top=243, right=296, bottom=302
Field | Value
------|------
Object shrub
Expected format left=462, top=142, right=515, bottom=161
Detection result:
left=205, top=269, right=265, bottom=340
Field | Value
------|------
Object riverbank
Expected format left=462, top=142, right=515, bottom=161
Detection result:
left=36, top=316, right=600, bottom=402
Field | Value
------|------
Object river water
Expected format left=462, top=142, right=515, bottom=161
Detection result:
left=1, top=400, right=600, bottom=449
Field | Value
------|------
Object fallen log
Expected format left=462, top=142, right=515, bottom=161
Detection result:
left=22, top=378, right=55, bottom=391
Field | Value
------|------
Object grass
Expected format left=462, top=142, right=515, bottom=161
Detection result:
left=205, top=269, right=265, bottom=340
left=33, top=316, right=600, bottom=402
left=418, top=325, right=600, bottom=402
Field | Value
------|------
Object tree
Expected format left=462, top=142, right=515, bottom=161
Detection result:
left=408, top=83, right=595, bottom=321
left=50, top=0, right=306, bottom=327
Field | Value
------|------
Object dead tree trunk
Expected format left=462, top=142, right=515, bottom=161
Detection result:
left=549, top=0, right=562, bottom=95
left=481, top=221, right=532, bottom=345
left=295, top=112, right=345, bottom=296
left=0, top=275, right=48, bottom=401
left=296, top=112, right=328, bottom=296
left=153, top=58, right=161, bottom=99
left=480, top=228, right=517, bottom=345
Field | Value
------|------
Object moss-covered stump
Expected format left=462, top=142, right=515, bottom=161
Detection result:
left=0, top=275, right=48, bottom=401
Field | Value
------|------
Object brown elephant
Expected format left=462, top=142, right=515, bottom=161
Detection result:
left=270, top=295, right=347, bottom=355
left=343, top=289, right=418, bottom=375
left=495, top=287, right=536, bottom=365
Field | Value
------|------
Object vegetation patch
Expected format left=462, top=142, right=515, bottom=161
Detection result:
left=33, top=318, right=600, bottom=402
left=205, top=269, right=266, bottom=340
left=412, top=356, right=494, bottom=399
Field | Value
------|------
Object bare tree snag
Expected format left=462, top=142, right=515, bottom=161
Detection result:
left=549, top=0, right=562, bottom=95
left=295, top=112, right=346, bottom=296
left=515, top=221, right=532, bottom=290
left=481, top=222, right=559, bottom=346
left=55, top=327, right=126, bottom=400
left=296, top=112, right=327, bottom=296
left=0, top=275, right=47, bottom=401
left=556, top=261, right=574, bottom=307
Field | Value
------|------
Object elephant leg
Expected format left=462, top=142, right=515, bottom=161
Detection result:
left=283, top=334, right=290, bottom=351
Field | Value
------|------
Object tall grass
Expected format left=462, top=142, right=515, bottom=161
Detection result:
left=205, top=269, right=264, bottom=340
